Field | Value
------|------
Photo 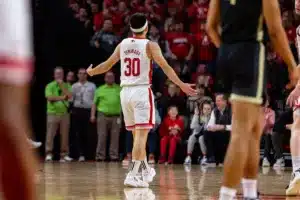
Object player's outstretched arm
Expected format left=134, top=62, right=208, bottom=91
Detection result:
left=148, top=41, right=197, bottom=96
left=87, top=44, right=121, bottom=76
left=263, top=0, right=298, bottom=79
left=206, top=0, right=221, bottom=48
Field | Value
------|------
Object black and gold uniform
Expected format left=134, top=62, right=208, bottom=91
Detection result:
left=217, top=0, right=267, bottom=104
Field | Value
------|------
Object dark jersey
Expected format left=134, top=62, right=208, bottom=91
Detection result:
left=220, top=0, right=267, bottom=43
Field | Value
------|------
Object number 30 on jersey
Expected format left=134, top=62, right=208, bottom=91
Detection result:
left=124, top=58, right=141, bottom=76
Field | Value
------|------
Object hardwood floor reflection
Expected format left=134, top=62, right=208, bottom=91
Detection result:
left=37, top=163, right=298, bottom=200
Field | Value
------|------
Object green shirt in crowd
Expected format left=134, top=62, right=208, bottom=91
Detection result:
left=45, top=81, right=72, bottom=115
left=94, top=84, right=121, bottom=115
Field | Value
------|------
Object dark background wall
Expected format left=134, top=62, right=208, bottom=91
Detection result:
left=31, top=0, right=92, bottom=156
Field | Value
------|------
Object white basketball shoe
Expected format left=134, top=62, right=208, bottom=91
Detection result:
left=124, top=173, right=149, bottom=188
left=142, top=167, right=156, bottom=183
left=286, top=169, right=300, bottom=196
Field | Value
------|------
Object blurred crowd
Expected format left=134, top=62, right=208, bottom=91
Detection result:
left=43, top=0, right=299, bottom=167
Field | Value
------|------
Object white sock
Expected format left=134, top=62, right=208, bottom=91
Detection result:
left=292, top=156, right=300, bottom=172
left=242, top=178, right=257, bottom=198
left=142, top=157, right=150, bottom=171
left=219, top=186, right=236, bottom=200
left=129, top=160, right=141, bottom=176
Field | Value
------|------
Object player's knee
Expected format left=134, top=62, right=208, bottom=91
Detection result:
left=232, top=119, right=253, bottom=139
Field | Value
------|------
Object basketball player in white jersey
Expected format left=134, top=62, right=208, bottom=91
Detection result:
left=87, top=13, right=197, bottom=187
left=0, top=1, right=37, bottom=200
left=285, top=4, right=300, bottom=195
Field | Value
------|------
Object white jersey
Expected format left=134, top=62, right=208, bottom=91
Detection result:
left=120, top=38, right=152, bottom=87
left=0, top=0, right=33, bottom=85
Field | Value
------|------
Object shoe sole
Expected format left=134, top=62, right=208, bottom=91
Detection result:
left=124, top=182, right=149, bottom=188
left=286, top=177, right=300, bottom=196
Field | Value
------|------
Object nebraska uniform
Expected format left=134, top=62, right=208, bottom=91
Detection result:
left=120, top=38, right=155, bottom=130
left=0, top=1, right=33, bottom=84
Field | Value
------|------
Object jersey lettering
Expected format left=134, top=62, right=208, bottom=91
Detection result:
left=124, top=58, right=140, bottom=76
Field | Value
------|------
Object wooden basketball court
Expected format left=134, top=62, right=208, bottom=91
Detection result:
left=37, top=163, right=298, bottom=199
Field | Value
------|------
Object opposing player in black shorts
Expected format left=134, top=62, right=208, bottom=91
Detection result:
left=207, top=0, right=299, bottom=199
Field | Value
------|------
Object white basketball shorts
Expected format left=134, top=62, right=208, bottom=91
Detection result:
left=120, top=85, right=155, bottom=131
left=0, top=0, right=33, bottom=85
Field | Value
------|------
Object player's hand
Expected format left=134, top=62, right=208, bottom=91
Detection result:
left=287, top=84, right=300, bottom=107
left=86, top=64, right=94, bottom=77
left=180, top=83, right=198, bottom=96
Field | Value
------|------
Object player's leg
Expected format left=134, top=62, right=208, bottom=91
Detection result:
left=0, top=0, right=37, bottom=198
left=131, top=129, right=152, bottom=172
left=242, top=110, right=263, bottom=199
left=219, top=42, right=266, bottom=200
left=123, top=88, right=149, bottom=187
left=0, top=84, right=37, bottom=200
left=132, top=128, right=149, bottom=171
left=219, top=101, right=260, bottom=200
left=286, top=110, right=300, bottom=195
left=125, top=128, right=151, bottom=187
left=129, top=87, right=156, bottom=184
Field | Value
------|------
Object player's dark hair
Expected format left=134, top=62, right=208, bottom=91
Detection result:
left=130, top=13, right=147, bottom=35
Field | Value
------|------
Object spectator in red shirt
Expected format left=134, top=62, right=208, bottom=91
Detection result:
left=166, top=22, right=194, bottom=63
left=144, top=0, right=164, bottom=25
left=117, top=1, right=130, bottom=23
left=91, top=3, right=104, bottom=31
left=129, top=0, right=144, bottom=14
left=194, top=20, right=216, bottom=64
left=164, top=4, right=178, bottom=33
left=188, top=0, right=209, bottom=33
left=159, top=106, right=185, bottom=164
